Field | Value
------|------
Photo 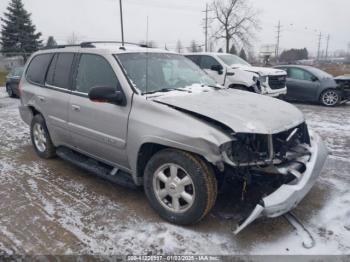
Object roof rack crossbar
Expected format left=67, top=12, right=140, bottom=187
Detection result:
left=80, top=41, right=149, bottom=48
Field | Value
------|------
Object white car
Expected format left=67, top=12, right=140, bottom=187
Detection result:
left=186, top=53, right=287, bottom=97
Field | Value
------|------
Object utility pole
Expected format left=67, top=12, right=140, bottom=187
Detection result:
left=275, top=21, right=281, bottom=61
left=119, top=0, right=125, bottom=46
left=317, top=32, right=322, bottom=61
left=325, top=34, right=330, bottom=60
left=202, top=3, right=210, bottom=52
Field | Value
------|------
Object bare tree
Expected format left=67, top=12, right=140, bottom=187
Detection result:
left=189, top=40, right=198, bottom=53
left=211, top=0, right=260, bottom=53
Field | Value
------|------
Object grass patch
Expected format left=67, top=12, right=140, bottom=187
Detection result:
left=0, top=71, right=7, bottom=87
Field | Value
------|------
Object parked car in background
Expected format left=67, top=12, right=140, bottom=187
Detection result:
left=185, top=53, right=287, bottom=98
left=19, top=42, right=327, bottom=234
left=6, top=66, right=24, bottom=98
left=275, top=65, right=349, bottom=107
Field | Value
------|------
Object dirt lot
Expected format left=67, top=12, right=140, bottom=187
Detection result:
left=0, top=87, right=349, bottom=255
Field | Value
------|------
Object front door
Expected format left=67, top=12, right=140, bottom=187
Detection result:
left=286, top=67, right=320, bottom=101
left=199, top=55, right=226, bottom=85
left=68, top=53, right=131, bottom=168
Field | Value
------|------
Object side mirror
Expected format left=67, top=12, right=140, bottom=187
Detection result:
left=311, top=76, right=318, bottom=82
left=211, top=64, right=224, bottom=75
left=88, top=86, right=125, bottom=105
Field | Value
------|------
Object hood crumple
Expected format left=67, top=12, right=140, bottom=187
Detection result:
left=153, top=89, right=304, bottom=134
left=234, top=65, right=286, bottom=76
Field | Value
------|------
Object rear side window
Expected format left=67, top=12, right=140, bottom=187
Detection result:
left=75, top=54, right=120, bottom=94
left=26, top=54, right=53, bottom=85
left=46, top=53, right=75, bottom=89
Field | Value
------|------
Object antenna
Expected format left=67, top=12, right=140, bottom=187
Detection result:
left=145, top=16, right=149, bottom=97
left=119, top=0, right=125, bottom=46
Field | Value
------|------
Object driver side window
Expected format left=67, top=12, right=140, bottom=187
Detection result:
left=288, top=68, right=314, bottom=81
left=75, top=54, right=120, bottom=94
left=199, top=56, right=221, bottom=70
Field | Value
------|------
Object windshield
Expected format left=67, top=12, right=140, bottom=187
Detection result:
left=218, top=54, right=251, bottom=67
left=307, top=67, right=333, bottom=79
left=116, top=53, right=216, bottom=94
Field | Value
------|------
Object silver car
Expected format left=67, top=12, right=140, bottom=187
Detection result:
left=19, top=42, right=328, bottom=233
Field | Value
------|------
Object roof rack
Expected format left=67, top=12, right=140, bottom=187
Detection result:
left=80, top=41, right=149, bottom=48
left=40, top=41, right=149, bottom=50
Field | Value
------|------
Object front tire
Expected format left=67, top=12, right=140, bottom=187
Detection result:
left=144, top=149, right=217, bottom=225
left=30, top=114, right=56, bottom=159
left=320, top=89, right=340, bottom=107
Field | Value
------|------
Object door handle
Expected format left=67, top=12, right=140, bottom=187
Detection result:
left=38, top=96, right=45, bottom=102
left=72, top=105, right=81, bottom=112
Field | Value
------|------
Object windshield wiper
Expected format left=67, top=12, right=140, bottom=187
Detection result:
left=143, top=88, right=189, bottom=95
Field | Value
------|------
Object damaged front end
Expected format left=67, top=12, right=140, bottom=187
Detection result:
left=219, top=123, right=328, bottom=234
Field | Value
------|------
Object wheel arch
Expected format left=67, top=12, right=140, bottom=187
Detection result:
left=133, top=138, right=222, bottom=186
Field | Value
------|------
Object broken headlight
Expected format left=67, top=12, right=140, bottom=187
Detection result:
left=221, top=123, right=311, bottom=167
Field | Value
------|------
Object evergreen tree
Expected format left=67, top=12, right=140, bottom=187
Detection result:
left=176, top=40, right=183, bottom=53
left=217, top=48, right=223, bottom=53
left=239, top=48, right=247, bottom=61
left=190, top=40, right=198, bottom=52
left=0, top=0, right=42, bottom=60
left=229, top=44, right=237, bottom=55
left=45, top=36, right=57, bottom=48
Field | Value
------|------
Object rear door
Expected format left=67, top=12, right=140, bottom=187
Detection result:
left=285, top=67, right=320, bottom=101
left=44, top=52, right=75, bottom=145
left=68, top=53, right=131, bottom=168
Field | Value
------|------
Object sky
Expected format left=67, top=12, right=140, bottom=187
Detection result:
left=0, top=0, right=349, bottom=57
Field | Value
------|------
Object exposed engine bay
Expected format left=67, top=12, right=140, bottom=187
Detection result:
left=218, top=123, right=327, bottom=234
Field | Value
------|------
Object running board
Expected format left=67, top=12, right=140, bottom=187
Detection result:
left=56, top=147, right=137, bottom=189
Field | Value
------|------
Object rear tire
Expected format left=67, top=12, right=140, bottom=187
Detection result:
left=320, top=89, right=340, bottom=107
left=144, top=149, right=217, bottom=225
left=30, top=114, right=56, bottom=159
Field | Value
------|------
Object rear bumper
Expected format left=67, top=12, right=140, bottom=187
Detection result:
left=234, top=132, right=328, bottom=234
left=19, top=105, right=33, bottom=125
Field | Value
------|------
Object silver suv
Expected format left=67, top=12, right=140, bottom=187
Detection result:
left=19, top=42, right=327, bottom=233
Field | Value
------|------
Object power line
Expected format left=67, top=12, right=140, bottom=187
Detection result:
left=275, top=21, right=281, bottom=60
left=325, top=34, right=330, bottom=60
left=202, top=3, right=213, bottom=52
left=317, top=32, right=322, bottom=61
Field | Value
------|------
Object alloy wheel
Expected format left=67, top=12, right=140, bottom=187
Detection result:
left=153, top=163, right=195, bottom=213
left=322, top=90, right=339, bottom=106
left=33, top=123, right=47, bottom=152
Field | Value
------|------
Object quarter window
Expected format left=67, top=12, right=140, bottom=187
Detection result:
left=75, top=54, right=120, bottom=94
left=46, top=53, right=75, bottom=89
left=26, top=54, right=54, bottom=85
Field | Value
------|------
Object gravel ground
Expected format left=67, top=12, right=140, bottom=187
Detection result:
left=0, top=87, right=349, bottom=256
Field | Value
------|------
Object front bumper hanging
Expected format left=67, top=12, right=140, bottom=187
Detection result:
left=234, top=132, right=328, bottom=234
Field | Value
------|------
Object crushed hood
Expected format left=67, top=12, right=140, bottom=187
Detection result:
left=153, top=89, right=304, bottom=134
left=234, top=65, right=287, bottom=77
